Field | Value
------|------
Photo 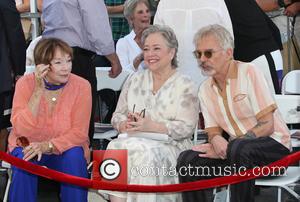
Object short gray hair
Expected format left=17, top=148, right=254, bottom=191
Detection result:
left=141, top=25, right=179, bottom=68
left=124, top=0, right=150, bottom=26
left=193, top=24, right=234, bottom=50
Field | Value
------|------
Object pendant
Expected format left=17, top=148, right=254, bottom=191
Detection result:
left=51, top=97, right=57, bottom=102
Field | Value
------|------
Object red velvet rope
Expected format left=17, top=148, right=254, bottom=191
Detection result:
left=1, top=151, right=300, bottom=193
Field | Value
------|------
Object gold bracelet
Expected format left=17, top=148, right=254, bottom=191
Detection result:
left=48, top=141, right=54, bottom=153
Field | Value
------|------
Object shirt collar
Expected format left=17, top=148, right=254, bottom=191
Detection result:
left=210, top=60, right=238, bottom=87
left=128, top=30, right=136, bottom=40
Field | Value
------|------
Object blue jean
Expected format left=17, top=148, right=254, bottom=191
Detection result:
left=9, top=146, right=88, bottom=202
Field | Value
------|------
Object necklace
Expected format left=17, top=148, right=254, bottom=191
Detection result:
left=43, top=79, right=67, bottom=91
left=45, top=91, right=60, bottom=103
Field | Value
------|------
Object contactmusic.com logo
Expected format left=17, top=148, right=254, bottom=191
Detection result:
left=92, top=150, right=128, bottom=184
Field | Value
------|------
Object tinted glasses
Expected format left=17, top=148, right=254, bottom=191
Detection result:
left=193, top=49, right=223, bottom=59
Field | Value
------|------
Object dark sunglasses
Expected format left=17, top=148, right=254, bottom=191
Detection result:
left=193, top=49, right=223, bottom=59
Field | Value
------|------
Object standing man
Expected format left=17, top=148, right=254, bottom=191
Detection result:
left=42, top=0, right=122, bottom=142
left=0, top=0, right=26, bottom=152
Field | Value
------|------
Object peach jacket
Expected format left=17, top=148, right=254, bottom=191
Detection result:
left=8, top=73, right=92, bottom=161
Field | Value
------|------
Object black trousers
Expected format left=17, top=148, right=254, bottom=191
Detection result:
left=71, top=47, right=97, bottom=143
left=0, top=91, right=12, bottom=129
left=177, top=137, right=290, bottom=202
left=0, top=92, right=5, bottom=129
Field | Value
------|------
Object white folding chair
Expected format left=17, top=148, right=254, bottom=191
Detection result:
left=93, top=68, right=131, bottom=144
left=252, top=95, right=300, bottom=202
left=220, top=166, right=300, bottom=202
left=274, top=94, right=300, bottom=125
left=25, top=65, right=35, bottom=74
left=255, top=166, right=300, bottom=202
left=281, top=70, right=300, bottom=95
left=1, top=161, right=11, bottom=202
left=96, top=67, right=130, bottom=92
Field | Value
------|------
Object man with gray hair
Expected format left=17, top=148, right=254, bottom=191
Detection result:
left=177, top=24, right=291, bottom=202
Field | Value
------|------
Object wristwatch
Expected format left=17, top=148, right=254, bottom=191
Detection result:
left=48, top=141, right=54, bottom=153
left=244, top=131, right=256, bottom=139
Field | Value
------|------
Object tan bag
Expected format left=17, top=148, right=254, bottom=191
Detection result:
left=21, top=18, right=32, bottom=41
left=282, top=36, right=300, bottom=74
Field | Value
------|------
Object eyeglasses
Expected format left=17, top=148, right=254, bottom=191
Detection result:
left=193, top=49, right=223, bottom=59
left=132, top=104, right=146, bottom=121
left=50, top=58, right=72, bottom=67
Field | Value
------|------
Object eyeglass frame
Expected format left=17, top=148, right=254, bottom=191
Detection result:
left=132, top=104, right=146, bottom=122
left=193, top=48, right=224, bottom=59
left=49, top=58, right=72, bottom=67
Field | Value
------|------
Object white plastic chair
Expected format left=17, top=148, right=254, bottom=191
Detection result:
left=1, top=161, right=11, bottom=202
left=93, top=68, right=130, bottom=142
left=255, top=166, right=300, bottom=202
left=220, top=166, right=300, bottom=202
left=253, top=94, right=300, bottom=202
left=25, top=65, right=35, bottom=74
left=281, top=70, right=300, bottom=95
left=96, top=67, right=130, bottom=91
left=274, top=95, right=300, bottom=125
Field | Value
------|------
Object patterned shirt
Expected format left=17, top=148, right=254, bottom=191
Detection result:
left=112, top=69, right=199, bottom=143
left=104, top=0, right=130, bottom=41
left=199, top=60, right=291, bottom=149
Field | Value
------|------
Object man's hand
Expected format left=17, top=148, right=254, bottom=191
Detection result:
left=109, top=61, right=122, bottom=78
left=210, top=135, right=228, bottom=159
left=284, top=2, right=300, bottom=17
left=192, top=143, right=219, bottom=159
left=105, top=53, right=122, bottom=78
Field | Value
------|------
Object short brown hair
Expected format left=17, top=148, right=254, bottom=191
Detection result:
left=34, top=38, right=73, bottom=65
